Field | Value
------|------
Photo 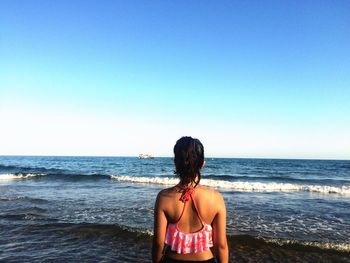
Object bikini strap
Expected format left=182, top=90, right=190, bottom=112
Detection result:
left=176, top=198, right=187, bottom=224
left=189, top=189, right=205, bottom=224
left=176, top=186, right=204, bottom=225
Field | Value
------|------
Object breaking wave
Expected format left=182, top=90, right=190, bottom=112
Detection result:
left=2, top=172, right=349, bottom=195
left=110, top=175, right=350, bottom=195
left=260, top=237, right=350, bottom=253
left=0, top=173, right=46, bottom=180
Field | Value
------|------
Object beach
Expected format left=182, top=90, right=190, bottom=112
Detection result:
left=1, top=156, right=349, bottom=262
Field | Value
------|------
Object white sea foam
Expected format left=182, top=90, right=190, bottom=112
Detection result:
left=122, top=225, right=154, bottom=236
left=0, top=173, right=45, bottom=181
left=263, top=237, right=350, bottom=252
left=111, top=175, right=179, bottom=185
left=110, top=175, right=350, bottom=195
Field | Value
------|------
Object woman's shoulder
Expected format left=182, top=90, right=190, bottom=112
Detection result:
left=197, top=185, right=224, bottom=202
left=156, top=186, right=178, bottom=200
left=155, top=186, right=181, bottom=211
left=197, top=184, right=220, bottom=194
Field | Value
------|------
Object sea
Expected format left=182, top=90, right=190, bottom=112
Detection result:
left=0, top=156, right=349, bottom=262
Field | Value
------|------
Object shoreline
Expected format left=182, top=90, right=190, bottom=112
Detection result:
left=1, top=222, right=349, bottom=262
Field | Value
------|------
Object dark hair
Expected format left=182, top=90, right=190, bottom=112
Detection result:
left=173, top=136, right=204, bottom=187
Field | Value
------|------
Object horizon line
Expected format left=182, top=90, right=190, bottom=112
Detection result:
left=0, top=154, right=349, bottom=161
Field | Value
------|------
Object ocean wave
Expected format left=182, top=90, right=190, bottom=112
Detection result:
left=0, top=173, right=46, bottom=180
left=205, top=174, right=350, bottom=184
left=7, top=222, right=348, bottom=253
left=111, top=175, right=179, bottom=185
left=0, top=172, right=112, bottom=181
left=0, top=164, right=18, bottom=170
left=227, top=235, right=350, bottom=253
left=110, top=175, right=350, bottom=195
left=0, top=164, right=68, bottom=175
left=0, top=196, right=49, bottom=203
left=260, top=237, right=350, bottom=253
left=0, top=213, right=55, bottom=221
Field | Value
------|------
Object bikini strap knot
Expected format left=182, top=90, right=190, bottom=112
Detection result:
left=180, top=188, right=194, bottom=202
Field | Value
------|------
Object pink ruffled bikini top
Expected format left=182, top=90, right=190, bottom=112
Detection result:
left=165, top=186, right=213, bottom=254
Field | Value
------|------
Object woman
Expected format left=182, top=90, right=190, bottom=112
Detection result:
left=152, top=136, right=228, bottom=263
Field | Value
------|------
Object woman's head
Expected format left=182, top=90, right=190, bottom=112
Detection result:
left=173, top=136, right=204, bottom=187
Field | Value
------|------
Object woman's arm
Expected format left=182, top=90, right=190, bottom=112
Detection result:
left=152, top=191, right=167, bottom=263
left=212, top=192, right=228, bottom=263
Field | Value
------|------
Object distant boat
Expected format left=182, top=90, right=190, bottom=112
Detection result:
left=138, top=154, right=154, bottom=159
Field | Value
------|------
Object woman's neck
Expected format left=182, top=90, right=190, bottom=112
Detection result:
left=178, top=177, right=199, bottom=189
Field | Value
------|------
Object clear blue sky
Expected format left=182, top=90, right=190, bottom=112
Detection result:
left=1, top=0, right=349, bottom=159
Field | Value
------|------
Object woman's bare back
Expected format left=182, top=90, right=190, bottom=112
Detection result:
left=161, top=186, right=218, bottom=231
left=157, top=185, right=224, bottom=261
